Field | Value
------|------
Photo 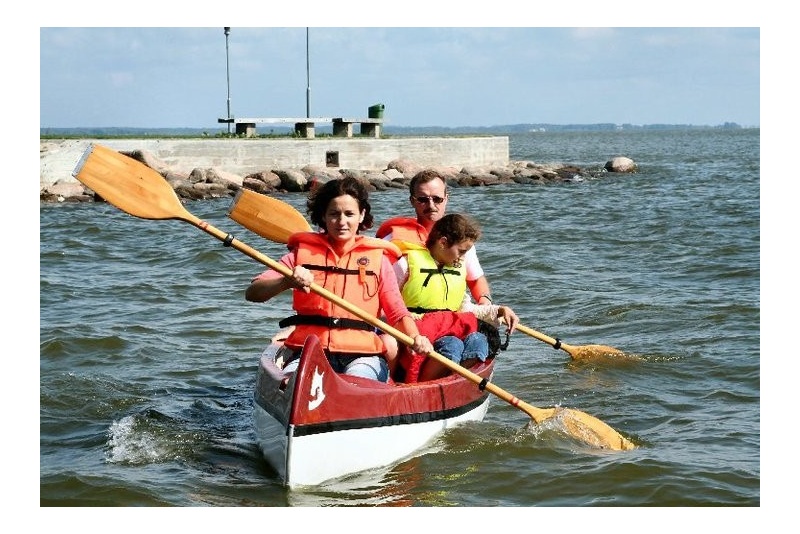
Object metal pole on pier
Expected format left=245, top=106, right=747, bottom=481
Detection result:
left=224, top=27, right=232, bottom=134
left=306, top=27, right=311, bottom=118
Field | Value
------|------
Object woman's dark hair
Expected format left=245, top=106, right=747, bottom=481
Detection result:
left=306, top=177, right=374, bottom=233
left=426, top=213, right=481, bottom=249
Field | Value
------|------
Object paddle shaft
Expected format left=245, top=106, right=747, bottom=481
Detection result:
left=518, top=324, right=627, bottom=360
left=204, top=222, right=633, bottom=447
left=71, top=144, right=527, bottom=412
left=191, top=217, right=556, bottom=423
left=516, top=324, right=581, bottom=354
left=73, top=144, right=634, bottom=450
left=225, top=188, right=626, bottom=360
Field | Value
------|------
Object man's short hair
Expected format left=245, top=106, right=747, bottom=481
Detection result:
left=409, top=169, right=446, bottom=196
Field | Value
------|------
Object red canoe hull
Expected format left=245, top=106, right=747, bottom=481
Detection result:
left=253, top=334, right=494, bottom=487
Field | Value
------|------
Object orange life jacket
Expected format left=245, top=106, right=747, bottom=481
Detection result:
left=375, top=217, right=429, bottom=248
left=281, top=233, right=401, bottom=355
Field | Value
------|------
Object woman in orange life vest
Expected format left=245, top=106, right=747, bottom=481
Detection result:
left=392, top=213, right=520, bottom=382
left=245, top=177, right=434, bottom=383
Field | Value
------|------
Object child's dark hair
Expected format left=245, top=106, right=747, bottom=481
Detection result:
left=307, top=177, right=374, bottom=232
left=426, top=213, right=481, bottom=248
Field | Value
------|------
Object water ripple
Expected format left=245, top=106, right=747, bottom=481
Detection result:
left=40, top=129, right=760, bottom=506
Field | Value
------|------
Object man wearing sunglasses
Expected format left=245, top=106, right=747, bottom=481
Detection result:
left=376, top=169, right=493, bottom=306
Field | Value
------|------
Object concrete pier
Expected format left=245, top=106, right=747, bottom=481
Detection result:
left=40, top=136, right=509, bottom=189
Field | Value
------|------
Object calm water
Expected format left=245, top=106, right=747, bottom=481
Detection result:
left=40, top=129, right=760, bottom=511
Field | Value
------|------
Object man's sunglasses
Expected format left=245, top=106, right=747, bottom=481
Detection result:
left=413, top=195, right=446, bottom=205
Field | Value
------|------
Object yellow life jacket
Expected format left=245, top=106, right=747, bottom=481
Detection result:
left=281, top=233, right=401, bottom=354
left=401, top=245, right=466, bottom=313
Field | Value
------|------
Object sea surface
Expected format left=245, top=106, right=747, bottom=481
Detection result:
left=39, top=129, right=761, bottom=516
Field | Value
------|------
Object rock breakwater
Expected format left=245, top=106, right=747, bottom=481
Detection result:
left=40, top=147, right=635, bottom=203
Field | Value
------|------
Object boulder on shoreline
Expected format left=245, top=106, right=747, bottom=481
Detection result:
left=40, top=148, right=633, bottom=203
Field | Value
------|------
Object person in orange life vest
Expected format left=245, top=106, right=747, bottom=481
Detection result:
left=245, top=177, right=434, bottom=383
left=394, top=213, right=519, bottom=382
left=375, top=169, right=493, bottom=306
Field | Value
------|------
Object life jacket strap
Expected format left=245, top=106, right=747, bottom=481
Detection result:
left=407, top=306, right=448, bottom=314
left=279, top=314, right=375, bottom=331
left=303, top=264, right=376, bottom=277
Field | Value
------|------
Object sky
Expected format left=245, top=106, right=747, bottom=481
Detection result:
left=38, top=19, right=762, bottom=130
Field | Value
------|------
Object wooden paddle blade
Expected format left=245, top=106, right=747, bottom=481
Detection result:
left=72, top=143, right=190, bottom=221
left=566, top=344, right=635, bottom=361
left=228, top=189, right=312, bottom=243
left=555, top=407, right=637, bottom=450
left=564, top=345, right=642, bottom=363
left=516, top=324, right=629, bottom=362
left=518, top=401, right=636, bottom=451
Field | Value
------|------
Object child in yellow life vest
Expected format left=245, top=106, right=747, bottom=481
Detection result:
left=375, top=169, right=493, bottom=306
left=392, top=213, right=519, bottom=382
left=245, top=177, right=434, bottom=383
